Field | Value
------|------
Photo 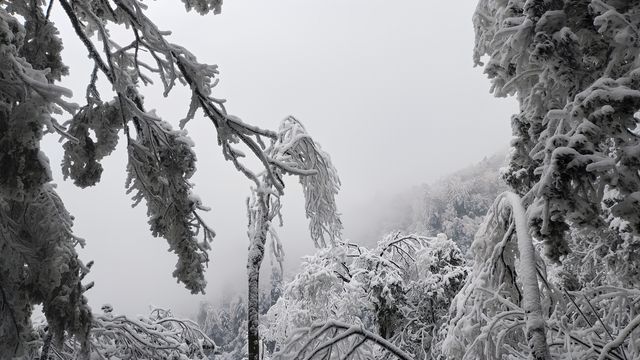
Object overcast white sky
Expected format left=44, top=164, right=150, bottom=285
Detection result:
left=43, top=0, right=517, bottom=317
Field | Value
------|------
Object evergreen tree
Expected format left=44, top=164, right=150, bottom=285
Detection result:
left=474, top=0, right=640, bottom=261
left=437, top=1, right=640, bottom=359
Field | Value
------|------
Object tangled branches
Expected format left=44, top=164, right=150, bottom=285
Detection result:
left=276, top=320, right=412, bottom=360
left=40, top=307, right=216, bottom=360
left=440, top=192, right=640, bottom=359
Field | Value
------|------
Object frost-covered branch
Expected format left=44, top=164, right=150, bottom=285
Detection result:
left=474, top=0, right=640, bottom=261
left=39, top=306, right=215, bottom=360
left=52, top=0, right=347, bottom=296
left=277, top=320, right=413, bottom=360
left=597, top=315, right=640, bottom=360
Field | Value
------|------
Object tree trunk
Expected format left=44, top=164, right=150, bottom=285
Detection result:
left=40, top=331, right=52, bottom=360
left=247, top=194, right=269, bottom=360
left=504, top=192, right=551, bottom=360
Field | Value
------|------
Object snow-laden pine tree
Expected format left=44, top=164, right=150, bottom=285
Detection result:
left=474, top=0, right=640, bottom=261
left=0, top=1, right=338, bottom=358
left=438, top=1, right=640, bottom=359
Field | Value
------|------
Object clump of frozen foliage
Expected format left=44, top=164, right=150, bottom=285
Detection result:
left=0, top=1, right=90, bottom=356
left=474, top=0, right=640, bottom=261
left=0, top=0, right=338, bottom=357
left=264, top=233, right=467, bottom=359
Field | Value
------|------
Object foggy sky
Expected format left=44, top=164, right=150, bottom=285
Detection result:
left=42, top=0, right=517, bottom=317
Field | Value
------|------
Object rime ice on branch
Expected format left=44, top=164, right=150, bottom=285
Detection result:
left=0, top=0, right=336, bottom=356
left=1, top=2, right=90, bottom=357
left=444, top=0, right=640, bottom=358
left=474, top=0, right=640, bottom=260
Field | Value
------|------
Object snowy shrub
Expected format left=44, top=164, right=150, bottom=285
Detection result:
left=265, top=233, right=468, bottom=359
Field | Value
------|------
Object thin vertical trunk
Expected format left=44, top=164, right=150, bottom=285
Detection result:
left=504, top=192, right=551, bottom=360
left=247, top=194, right=269, bottom=360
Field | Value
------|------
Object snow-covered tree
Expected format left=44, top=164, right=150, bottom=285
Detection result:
left=474, top=0, right=640, bottom=261
left=263, top=246, right=356, bottom=351
left=265, top=233, right=468, bottom=359
left=0, top=2, right=93, bottom=355
left=438, top=0, right=640, bottom=358
left=437, top=192, right=640, bottom=360
left=198, top=297, right=248, bottom=360
left=245, top=116, right=342, bottom=360
left=437, top=193, right=552, bottom=359
left=0, top=1, right=337, bottom=357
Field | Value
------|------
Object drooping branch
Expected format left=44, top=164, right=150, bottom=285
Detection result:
left=243, top=115, right=342, bottom=360
left=278, top=320, right=413, bottom=360
left=42, top=307, right=216, bottom=359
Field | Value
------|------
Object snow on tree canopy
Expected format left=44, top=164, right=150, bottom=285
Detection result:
left=265, top=233, right=467, bottom=359
left=1, top=2, right=91, bottom=357
left=474, top=0, right=640, bottom=261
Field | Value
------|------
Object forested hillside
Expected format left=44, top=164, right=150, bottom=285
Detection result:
left=366, top=152, right=508, bottom=252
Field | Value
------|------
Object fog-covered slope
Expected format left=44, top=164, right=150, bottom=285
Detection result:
left=359, top=152, right=508, bottom=252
